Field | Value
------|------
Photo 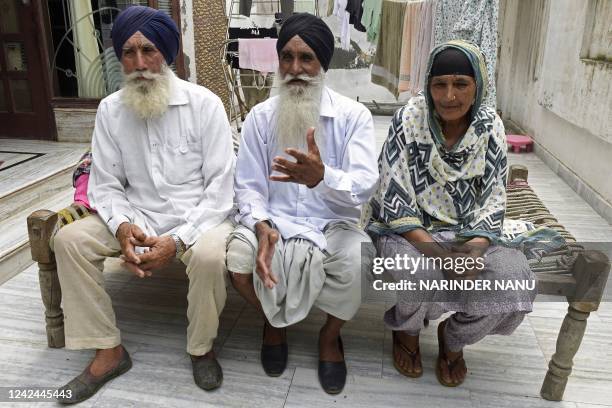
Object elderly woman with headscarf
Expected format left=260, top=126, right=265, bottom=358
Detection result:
left=366, top=40, right=562, bottom=387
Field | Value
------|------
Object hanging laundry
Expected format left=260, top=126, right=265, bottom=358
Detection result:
left=227, top=26, right=278, bottom=69
left=238, top=38, right=279, bottom=74
left=409, top=0, right=435, bottom=94
left=334, top=0, right=352, bottom=50
left=347, top=0, right=367, bottom=32
left=239, top=0, right=294, bottom=18
left=318, top=0, right=334, bottom=17
left=398, top=1, right=422, bottom=94
left=371, top=0, right=408, bottom=98
left=434, top=0, right=498, bottom=108
left=295, top=0, right=316, bottom=13
left=361, top=0, right=383, bottom=43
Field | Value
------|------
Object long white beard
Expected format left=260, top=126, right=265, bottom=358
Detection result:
left=273, top=72, right=325, bottom=155
left=121, top=64, right=172, bottom=120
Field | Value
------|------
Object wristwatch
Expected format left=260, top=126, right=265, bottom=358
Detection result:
left=170, top=233, right=187, bottom=258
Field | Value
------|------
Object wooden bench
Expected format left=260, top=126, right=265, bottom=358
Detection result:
left=26, top=164, right=609, bottom=401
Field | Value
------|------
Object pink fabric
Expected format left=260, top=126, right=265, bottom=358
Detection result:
left=74, top=174, right=94, bottom=210
left=238, top=38, right=279, bottom=74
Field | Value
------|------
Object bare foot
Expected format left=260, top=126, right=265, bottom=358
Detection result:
left=89, top=345, right=124, bottom=377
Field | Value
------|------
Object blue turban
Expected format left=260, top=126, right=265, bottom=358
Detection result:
left=111, top=6, right=180, bottom=65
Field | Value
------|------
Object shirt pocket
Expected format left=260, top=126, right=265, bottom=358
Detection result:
left=163, top=128, right=203, bottom=185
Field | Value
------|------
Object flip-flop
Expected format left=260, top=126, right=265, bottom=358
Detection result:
left=436, top=320, right=467, bottom=387
left=392, top=331, right=423, bottom=378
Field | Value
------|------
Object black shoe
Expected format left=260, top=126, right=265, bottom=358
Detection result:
left=260, top=324, right=288, bottom=377
left=191, top=353, right=223, bottom=391
left=57, top=346, right=132, bottom=404
left=318, top=336, right=347, bottom=395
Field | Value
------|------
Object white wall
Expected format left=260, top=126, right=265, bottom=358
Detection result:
left=497, top=0, right=612, bottom=223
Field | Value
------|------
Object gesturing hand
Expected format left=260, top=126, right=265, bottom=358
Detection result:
left=255, top=221, right=279, bottom=289
left=270, top=127, right=325, bottom=188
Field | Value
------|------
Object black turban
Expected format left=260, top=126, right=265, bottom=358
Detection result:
left=276, top=13, right=335, bottom=71
left=430, top=48, right=474, bottom=78
left=111, top=6, right=180, bottom=65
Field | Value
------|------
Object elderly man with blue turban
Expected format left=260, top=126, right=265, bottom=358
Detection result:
left=52, top=6, right=235, bottom=403
left=226, top=13, right=378, bottom=394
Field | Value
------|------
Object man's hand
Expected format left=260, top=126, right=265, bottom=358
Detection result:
left=117, top=223, right=176, bottom=278
left=116, top=222, right=146, bottom=267
left=255, top=221, right=279, bottom=289
left=270, top=127, right=325, bottom=188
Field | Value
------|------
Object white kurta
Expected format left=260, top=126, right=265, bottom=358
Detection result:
left=234, top=86, right=379, bottom=250
left=88, top=75, right=235, bottom=245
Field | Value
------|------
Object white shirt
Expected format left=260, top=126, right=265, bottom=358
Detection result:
left=88, top=75, right=235, bottom=246
left=235, top=86, right=379, bottom=249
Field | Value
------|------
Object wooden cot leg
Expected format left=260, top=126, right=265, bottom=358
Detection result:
left=540, top=251, right=610, bottom=400
left=540, top=304, right=589, bottom=401
left=27, top=210, right=65, bottom=348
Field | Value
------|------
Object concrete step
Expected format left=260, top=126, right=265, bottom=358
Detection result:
left=0, top=166, right=74, bottom=223
left=0, top=188, right=74, bottom=285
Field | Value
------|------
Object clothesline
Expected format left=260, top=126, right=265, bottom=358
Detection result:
left=370, top=0, right=499, bottom=106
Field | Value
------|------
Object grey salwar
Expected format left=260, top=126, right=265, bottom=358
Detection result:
left=227, top=222, right=374, bottom=327
left=376, top=231, right=535, bottom=351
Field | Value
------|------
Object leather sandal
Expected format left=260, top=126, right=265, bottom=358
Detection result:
left=318, top=336, right=347, bottom=395
left=392, top=331, right=422, bottom=378
left=260, top=323, right=288, bottom=377
left=57, top=346, right=132, bottom=404
left=436, top=320, right=467, bottom=387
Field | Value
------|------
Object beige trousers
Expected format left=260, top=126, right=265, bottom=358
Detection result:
left=51, top=215, right=234, bottom=355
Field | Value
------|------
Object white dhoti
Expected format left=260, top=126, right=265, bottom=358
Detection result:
left=227, top=222, right=375, bottom=327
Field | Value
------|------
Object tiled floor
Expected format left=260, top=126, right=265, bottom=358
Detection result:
left=1, top=121, right=611, bottom=407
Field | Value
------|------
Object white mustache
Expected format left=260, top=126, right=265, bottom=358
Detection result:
left=280, top=73, right=321, bottom=86
left=124, top=70, right=164, bottom=82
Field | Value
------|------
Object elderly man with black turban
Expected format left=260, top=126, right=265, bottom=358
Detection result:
left=51, top=6, right=235, bottom=403
left=226, top=13, right=378, bottom=394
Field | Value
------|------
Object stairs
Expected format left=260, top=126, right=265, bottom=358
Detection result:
left=0, top=140, right=89, bottom=284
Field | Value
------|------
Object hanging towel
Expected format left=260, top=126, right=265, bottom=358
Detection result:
left=238, top=38, right=279, bottom=74
left=334, top=0, right=351, bottom=50
left=398, top=1, right=422, bottom=94
left=361, top=0, right=383, bottom=43
left=371, top=0, right=408, bottom=98
left=409, top=0, right=435, bottom=94
left=227, top=26, right=278, bottom=69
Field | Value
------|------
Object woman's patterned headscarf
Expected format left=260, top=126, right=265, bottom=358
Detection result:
left=424, top=40, right=489, bottom=146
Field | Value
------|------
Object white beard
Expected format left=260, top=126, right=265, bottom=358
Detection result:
left=273, top=72, right=325, bottom=155
left=121, top=64, right=172, bottom=120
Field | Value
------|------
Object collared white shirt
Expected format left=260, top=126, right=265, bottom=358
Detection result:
left=89, top=74, right=235, bottom=245
left=235, top=86, right=379, bottom=249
